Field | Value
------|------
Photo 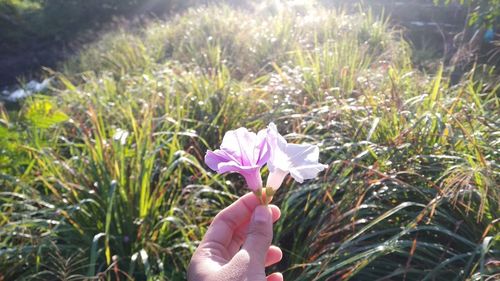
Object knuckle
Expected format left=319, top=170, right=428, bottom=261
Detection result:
left=247, top=224, right=272, bottom=241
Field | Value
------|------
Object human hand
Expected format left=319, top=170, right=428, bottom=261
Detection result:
left=188, top=193, right=283, bottom=281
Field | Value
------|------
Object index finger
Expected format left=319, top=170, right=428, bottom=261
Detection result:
left=201, top=192, right=260, bottom=248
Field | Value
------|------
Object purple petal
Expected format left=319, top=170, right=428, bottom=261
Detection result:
left=205, top=126, right=268, bottom=191
left=205, top=149, right=243, bottom=171
left=216, top=162, right=263, bottom=191
left=205, top=150, right=231, bottom=172
left=240, top=168, right=263, bottom=191
left=217, top=162, right=257, bottom=174
left=256, top=128, right=271, bottom=166
left=220, top=128, right=257, bottom=166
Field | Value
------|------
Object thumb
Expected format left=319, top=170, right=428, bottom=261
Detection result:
left=240, top=205, right=273, bottom=266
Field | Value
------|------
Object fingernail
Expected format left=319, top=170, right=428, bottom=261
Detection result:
left=254, top=205, right=270, bottom=223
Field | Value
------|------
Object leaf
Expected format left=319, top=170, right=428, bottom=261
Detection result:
left=24, top=99, right=69, bottom=129
left=87, top=233, right=106, bottom=277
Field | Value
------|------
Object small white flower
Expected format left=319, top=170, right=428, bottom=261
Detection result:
left=113, top=128, right=129, bottom=145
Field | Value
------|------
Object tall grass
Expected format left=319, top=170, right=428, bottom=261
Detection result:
left=1, top=2, right=498, bottom=280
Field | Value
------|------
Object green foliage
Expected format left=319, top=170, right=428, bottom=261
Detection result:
left=1, top=2, right=499, bottom=281
left=24, top=98, right=68, bottom=129
left=0, top=126, right=22, bottom=173
left=435, top=0, right=500, bottom=28
left=0, top=106, right=30, bottom=177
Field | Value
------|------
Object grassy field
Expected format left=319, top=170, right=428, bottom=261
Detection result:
left=1, top=2, right=499, bottom=280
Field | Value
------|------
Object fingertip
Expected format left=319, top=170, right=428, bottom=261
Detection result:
left=269, top=245, right=282, bottom=258
left=253, top=205, right=272, bottom=223
left=265, top=245, right=283, bottom=267
left=202, top=192, right=261, bottom=247
left=269, top=204, right=281, bottom=222
left=267, top=272, right=284, bottom=281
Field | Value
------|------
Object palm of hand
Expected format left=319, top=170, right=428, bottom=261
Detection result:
left=188, top=193, right=283, bottom=281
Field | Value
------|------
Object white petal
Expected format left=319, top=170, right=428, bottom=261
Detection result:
left=267, top=122, right=327, bottom=184
left=285, top=143, right=320, bottom=167
left=267, top=123, right=290, bottom=172
left=289, top=163, right=328, bottom=183
left=266, top=168, right=289, bottom=190
left=113, top=128, right=129, bottom=145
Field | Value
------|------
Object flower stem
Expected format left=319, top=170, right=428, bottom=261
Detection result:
left=253, top=188, right=264, bottom=205
left=264, top=187, right=275, bottom=204
left=254, top=187, right=276, bottom=205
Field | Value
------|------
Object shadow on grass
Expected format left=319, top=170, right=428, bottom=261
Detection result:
left=0, top=0, right=220, bottom=87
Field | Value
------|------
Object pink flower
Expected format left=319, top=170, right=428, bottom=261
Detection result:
left=265, top=123, right=328, bottom=190
left=205, top=127, right=270, bottom=191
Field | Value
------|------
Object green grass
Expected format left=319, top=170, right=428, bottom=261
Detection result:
left=1, top=1, right=499, bottom=280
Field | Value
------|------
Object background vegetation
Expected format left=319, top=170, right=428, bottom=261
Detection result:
left=1, top=1, right=499, bottom=280
left=436, top=0, right=499, bottom=28
left=0, top=0, right=195, bottom=43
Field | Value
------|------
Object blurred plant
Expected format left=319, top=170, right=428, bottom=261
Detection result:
left=435, top=0, right=499, bottom=73
left=435, top=0, right=499, bottom=29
